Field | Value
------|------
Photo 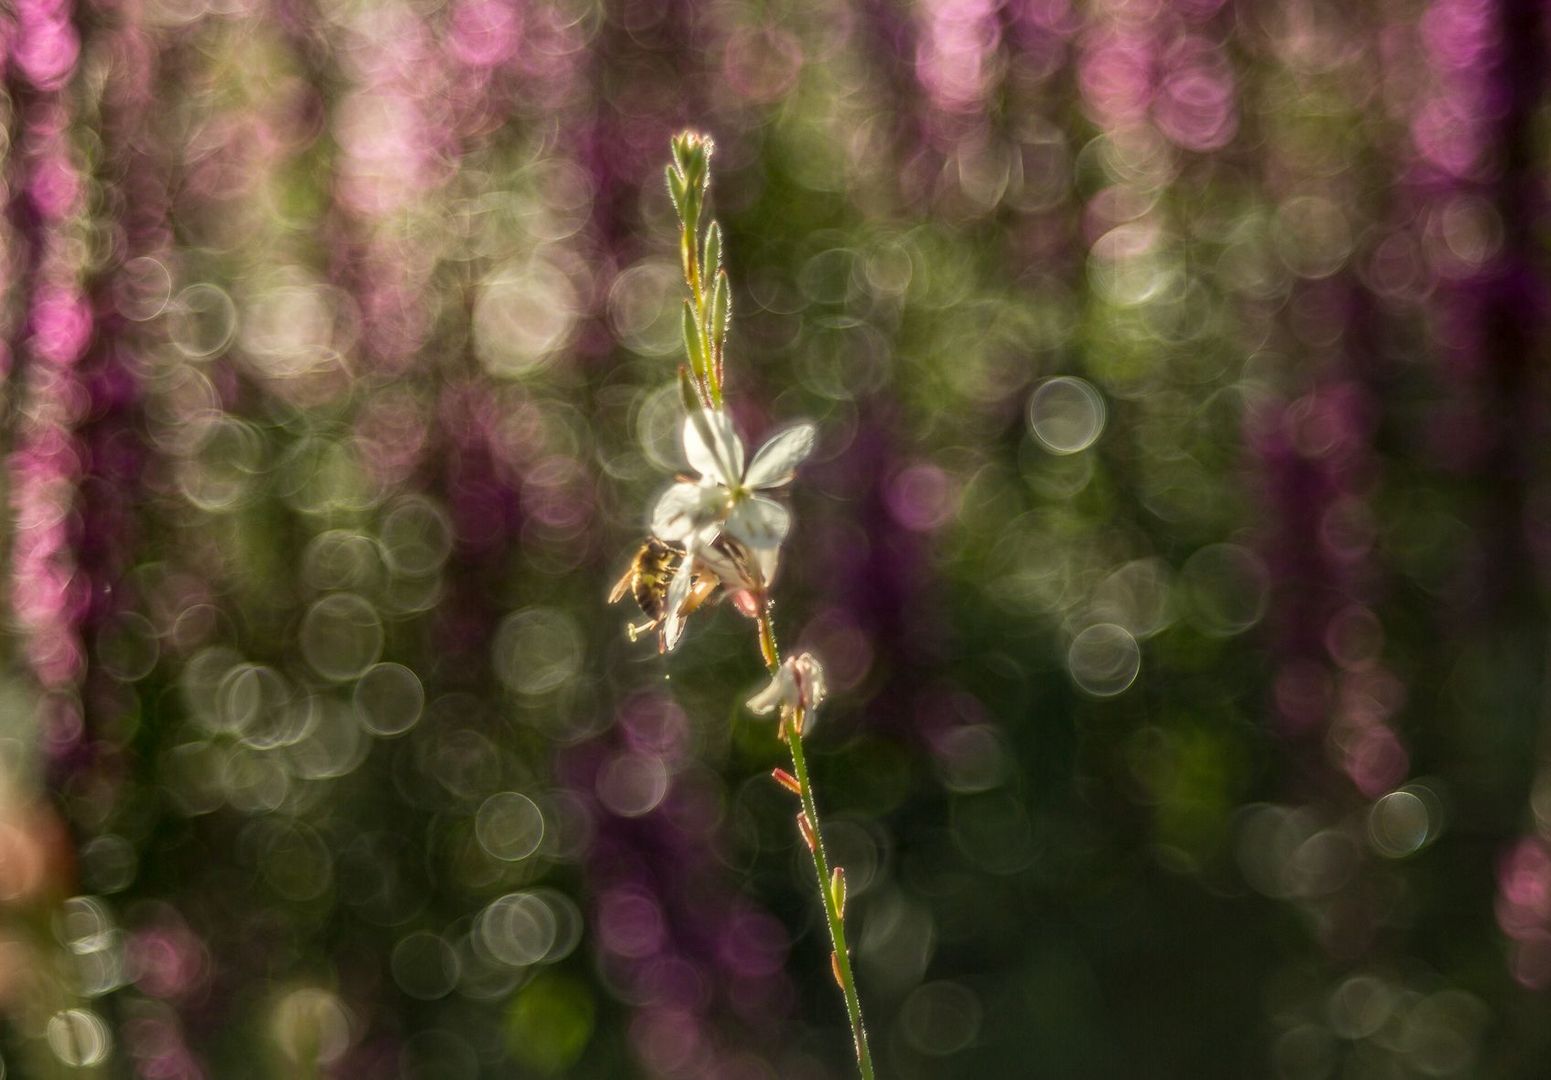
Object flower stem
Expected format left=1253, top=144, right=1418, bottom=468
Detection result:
left=668, top=132, right=871, bottom=1076
left=758, top=613, right=876, bottom=1080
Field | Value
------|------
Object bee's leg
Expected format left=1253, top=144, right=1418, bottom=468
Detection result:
left=626, top=619, right=659, bottom=643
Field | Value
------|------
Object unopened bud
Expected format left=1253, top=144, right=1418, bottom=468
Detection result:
left=830, top=866, right=846, bottom=915
left=797, top=811, right=816, bottom=852
left=831, top=950, right=845, bottom=989
left=771, top=768, right=801, bottom=796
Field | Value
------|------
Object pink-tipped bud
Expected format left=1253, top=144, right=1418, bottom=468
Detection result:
left=831, top=950, right=845, bottom=989
left=797, top=811, right=817, bottom=852
left=771, top=768, right=801, bottom=795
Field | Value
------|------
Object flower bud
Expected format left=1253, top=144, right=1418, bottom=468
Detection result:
left=771, top=768, right=801, bottom=795
left=797, top=811, right=817, bottom=853
left=746, top=652, right=828, bottom=718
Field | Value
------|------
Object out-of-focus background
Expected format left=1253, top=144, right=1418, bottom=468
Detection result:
left=2, top=0, right=1550, bottom=1076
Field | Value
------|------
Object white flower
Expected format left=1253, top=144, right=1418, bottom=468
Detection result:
left=651, top=409, right=816, bottom=574
left=746, top=652, right=828, bottom=717
left=658, top=533, right=767, bottom=653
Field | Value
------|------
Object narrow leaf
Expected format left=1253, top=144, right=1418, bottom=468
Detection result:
left=711, top=270, right=730, bottom=349
left=665, top=165, right=685, bottom=218
left=663, top=164, right=688, bottom=221
left=671, top=134, right=693, bottom=179
left=702, top=221, right=721, bottom=277
left=677, top=366, right=703, bottom=415
left=681, top=300, right=705, bottom=377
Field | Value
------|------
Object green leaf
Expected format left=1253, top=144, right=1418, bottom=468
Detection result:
left=665, top=165, right=685, bottom=218
left=702, top=221, right=721, bottom=276
left=711, top=269, right=730, bottom=348
left=678, top=365, right=702, bottom=414
left=671, top=133, right=694, bottom=179
left=681, top=300, right=705, bottom=377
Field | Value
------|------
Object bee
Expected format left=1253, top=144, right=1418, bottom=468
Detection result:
left=608, top=537, right=719, bottom=651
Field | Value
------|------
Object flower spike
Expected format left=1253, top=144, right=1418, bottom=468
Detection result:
left=610, top=133, right=875, bottom=1080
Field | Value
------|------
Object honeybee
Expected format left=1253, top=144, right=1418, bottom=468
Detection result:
left=608, top=537, right=720, bottom=652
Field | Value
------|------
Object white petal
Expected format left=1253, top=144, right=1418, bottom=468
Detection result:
left=694, top=538, right=744, bottom=585
left=662, top=609, right=685, bottom=653
left=744, top=423, right=816, bottom=490
left=661, top=555, right=696, bottom=652
left=793, top=653, right=828, bottom=710
left=650, top=483, right=710, bottom=542
left=726, top=496, right=789, bottom=553
left=752, top=542, right=780, bottom=590
left=666, top=548, right=695, bottom=610
left=746, top=668, right=795, bottom=715
left=682, top=409, right=745, bottom=487
left=745, top=681, right=783, bottom=715
left=700, top=535, right=777, bottom=593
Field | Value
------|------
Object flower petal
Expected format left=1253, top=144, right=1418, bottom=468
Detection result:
left=682, top=409, right=745, bottom=487
left=650, top=482, right=710, bottom=542
left=661, top=613, right=684, bottom=653
left=695, top=538, right=744, bottom=584
left=744, top=423, right=816, bottom=490
left=752, top=542, right=780, bottom=590
left=746, top=667, right=794, bottom=715
left=792, top=653, right=828, bottom=710
left=704, top=535, right=776, bottom=593
left=660, top=555, right=696, bottom=652
left=745, top=653, right=827, bottom=717
left=726, top=496, right=789, bottom=554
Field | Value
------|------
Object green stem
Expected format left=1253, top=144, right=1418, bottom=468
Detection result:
left=678, top=204, right=722, bottom=408
left=690, top=253, right=721, bottom=407
left=758, top=613, right=876, bottom=1080
left=670, top=131, right=866, bottom=1074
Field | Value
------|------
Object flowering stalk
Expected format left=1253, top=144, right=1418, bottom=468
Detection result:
left=618, top=132, right=876, bottom=1078
left=756, top=614, right=874, bottom=1080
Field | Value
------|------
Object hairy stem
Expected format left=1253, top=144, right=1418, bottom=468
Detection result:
left=668, top=131, right=872, bottom=1077
left=758, top=612, right=876, bottom=1080
left=685, top=235, right=721, bottom=408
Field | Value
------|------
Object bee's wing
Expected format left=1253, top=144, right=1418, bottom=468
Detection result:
left=608, top=561, right=637, bottom=604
